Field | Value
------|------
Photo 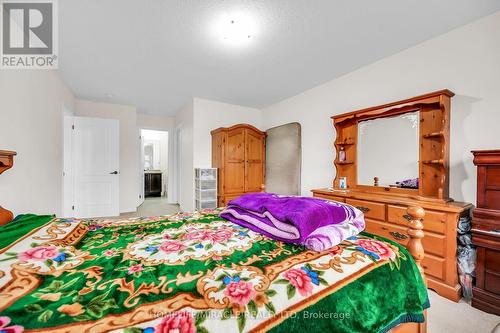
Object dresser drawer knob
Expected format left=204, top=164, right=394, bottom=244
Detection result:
left=403, top=214, right=424, bottom=222
left=389, top=231, right=408, bottom=241
left=356, top=206, right=371, bottom=213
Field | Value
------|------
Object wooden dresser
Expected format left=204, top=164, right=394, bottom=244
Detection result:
left=313, top=188, right=471, bottom=301
left=0, top=150, right=17, bottom=225
left=471, top=150, right=500, bottom=315
left=313, top=90, right=473, bottom=302
left=211, top=124, right=266, bottom=206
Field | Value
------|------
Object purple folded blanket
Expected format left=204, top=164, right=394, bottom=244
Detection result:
left=220, top=193, right=365, bottom=251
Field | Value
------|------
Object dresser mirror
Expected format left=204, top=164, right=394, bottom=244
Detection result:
left=332, top=90, right=454, bottom=201
left=357, top=111, right=420, bottom=188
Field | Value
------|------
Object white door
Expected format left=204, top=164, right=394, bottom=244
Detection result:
left=73, top=117, right=120, bottom=218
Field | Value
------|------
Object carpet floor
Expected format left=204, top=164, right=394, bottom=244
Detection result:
left=428, top=291, right=499, bottom=333
left=120, top=197, right=180, bottom=218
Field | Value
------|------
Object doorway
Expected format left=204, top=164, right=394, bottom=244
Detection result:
left=136, top=129, right=178, bottom=216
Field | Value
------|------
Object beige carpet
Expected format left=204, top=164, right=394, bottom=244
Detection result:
left=120, top=197, right=180, bottom=218
left=120, top=200, right=500, bottom=332
left=428, top=291, right=499, bottom=333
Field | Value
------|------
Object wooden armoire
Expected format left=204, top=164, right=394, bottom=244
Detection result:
left=211, top=124, right=266, bottom=206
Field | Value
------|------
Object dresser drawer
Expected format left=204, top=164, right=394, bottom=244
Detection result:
left=388, top=205, right=446, bottom=234
left=422, top=232, right=446, bottom=257
left=313, top=193, right=346, bottom=203
left=486, top=166, right=500, bottom=187
left=364, top=219, right=409, bottom=247
left=485, top=248, right=500, bottom=275
left=485, top=272, right=500, bottom=295
left=347, top=199, right=386, bottom=221
left=365, top=219, right=446, bottom=257
left=422, top=255, right=445, bottom=280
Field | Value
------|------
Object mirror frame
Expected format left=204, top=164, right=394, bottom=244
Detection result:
left=331, top=89, right=454, bottom=202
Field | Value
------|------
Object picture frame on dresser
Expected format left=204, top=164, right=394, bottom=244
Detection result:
left=312, top=90, right=472, bottom=302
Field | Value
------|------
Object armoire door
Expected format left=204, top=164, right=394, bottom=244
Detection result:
left=225, top=128, right=246, bottom=193
left=245, top=129, right=265, bottom=192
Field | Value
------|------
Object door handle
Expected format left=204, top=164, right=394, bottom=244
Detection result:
left=110, top=171, right=119, bottom=175
left=356, top=206, right=370, bottom=213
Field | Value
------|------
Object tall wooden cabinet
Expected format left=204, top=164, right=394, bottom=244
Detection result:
left=471, top=150, right=500, bottom=315
left=211, top=124, right=266, bottom=206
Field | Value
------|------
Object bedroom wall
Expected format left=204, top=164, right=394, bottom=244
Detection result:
left=174, top=98, right=263, bottom=212
left=263, top=11, right=500, bottom=204
left=0, top=71, right=75, bottom=216
left=193, top=98, right=264, bottom=168
left=74, top=99, right=140, bottom=213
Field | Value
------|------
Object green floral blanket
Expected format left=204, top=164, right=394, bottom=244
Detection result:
left=0, top=210, right=428, bottom=333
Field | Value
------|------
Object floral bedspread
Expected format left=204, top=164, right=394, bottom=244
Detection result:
left=0, top=209, right=428, bottom=333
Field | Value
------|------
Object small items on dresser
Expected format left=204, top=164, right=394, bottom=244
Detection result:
left=471, top=150, right=500, bottom=315
left=0, top=150, right=17, bottom=226
left=338, top=146, right=346, bottom=162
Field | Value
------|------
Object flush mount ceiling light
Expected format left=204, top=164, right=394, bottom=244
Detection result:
left=213, top=12, right=257, bottom=47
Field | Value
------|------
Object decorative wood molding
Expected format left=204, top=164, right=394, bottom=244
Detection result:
left=210, top=123, right=266, bottom=136
left=472, top=149, right=500, bottom=165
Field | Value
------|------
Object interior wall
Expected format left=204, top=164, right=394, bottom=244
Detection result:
left=0, top=71, right=75, bottom=216
left=263, top=11, right=500, bottom=204
left=75, top=99, right=139, bottom=213
left=193, top=97, right=264, bottom=168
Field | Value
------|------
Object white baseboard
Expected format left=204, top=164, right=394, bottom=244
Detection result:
left=120, top=207, right=137, bottom=214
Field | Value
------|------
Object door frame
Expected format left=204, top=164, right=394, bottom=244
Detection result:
left=137, top=128, right=174, bottom=204
left=62, top=114, right=74, bottom=217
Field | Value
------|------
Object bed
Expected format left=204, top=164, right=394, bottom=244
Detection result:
left=0, top=207, right=428, bottom=333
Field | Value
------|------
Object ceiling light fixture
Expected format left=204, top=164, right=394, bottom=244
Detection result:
left=214, top=12, right=257, bottom=47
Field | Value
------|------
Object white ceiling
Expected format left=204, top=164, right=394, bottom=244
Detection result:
left=59, top=1, right=500, bottom=116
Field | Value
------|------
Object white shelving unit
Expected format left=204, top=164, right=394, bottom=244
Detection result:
left=195, top=168, right=217, bottom=211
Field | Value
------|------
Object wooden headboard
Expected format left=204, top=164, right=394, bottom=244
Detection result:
left=0, top=150, right=17, bottom=225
